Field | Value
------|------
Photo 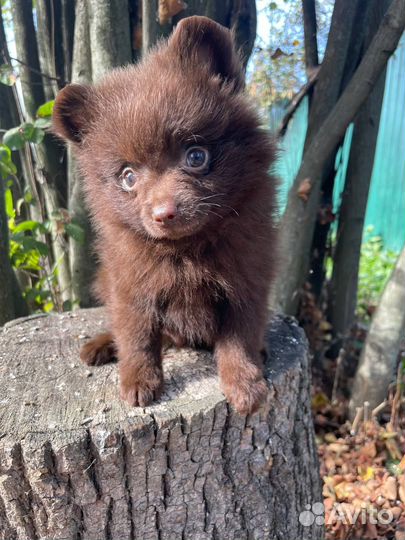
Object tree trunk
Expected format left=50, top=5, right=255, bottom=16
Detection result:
left=0, top=94, right=28, bottom=324
left=0, top=309, right=322, bottom=540
left=329, top=0, right=390, bottom=347
left=0, top=179, right=16, bottom=325
left=12, top=0, right=72, bottom=304
left=67, top=0, right=96, bottom=308
left=142, top=0, right=164, bottom=53
left=88, top=0, right=132, bottom=80
left=60, top=0, right=75, bottom=83
left=11, top=0, right=45, bottom=119
left=307, top=0, right=373, bottom=301
left=304, top=0, right=359, bottom=150
left=229, top=0, right=257, bottom=68
left=271, top=0, right=405, bottom=315
left=274, top=0, right=360, bottom=309
left=302, top=0, right=319, bottom=71
left=35, top=0, right=60, bottom=101
left=0, top=4, right=29, bottom=323
left=349, top=245, right=405, bottom=416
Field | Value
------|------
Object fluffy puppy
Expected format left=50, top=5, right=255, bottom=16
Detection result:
left=53, top=16, right=278, bottom=414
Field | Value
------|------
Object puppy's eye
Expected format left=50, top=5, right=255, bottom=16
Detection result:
left=185, top=146, right=209, bottom=170
left=120, top=167, right=137, bottom=191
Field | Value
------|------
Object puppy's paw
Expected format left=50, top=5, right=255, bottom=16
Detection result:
left=119, top=365, right=164, bottom=407
left=221, top=377, right=269, bottom=415
left=80, top=333, right=116, bottom=366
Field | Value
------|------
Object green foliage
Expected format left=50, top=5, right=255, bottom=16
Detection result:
left=65, top=221, right=85, bottom=244
left=326, top=230, right=399, bottom=322
left=0, top=63, right=16, bottom=86
left=2, top=172, right=55, bottom=311
left=0, top=111, right=84, bottom=313
left=36, top=100, right=55, bottom=118
left=3, top=122, right=45, bottom=150
left=35, top=100, right=54, bottom=129
left=0, top=144, right=17, bottom=177
left=357, top=233, right=398, bottom=321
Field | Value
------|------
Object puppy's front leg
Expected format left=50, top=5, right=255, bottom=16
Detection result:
left=111, top=303, right=163, bottom=407
left=215, top=308, right=269, bottom=415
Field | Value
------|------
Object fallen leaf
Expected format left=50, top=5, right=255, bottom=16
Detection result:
left=158, top=0, right=187, bottom=25
left=328, top=443, right=350, bottom=454
left=297, top=178, right=312, bottom=201
left=334, top=480, right=355, bottom=500
left=399, top=477, right=405, bottom=504
left=312, top=391, right=329, bottom=409
left=358, top=466, right=375, bottom=481
left=324, top=432, right=337, bottom=443
left=271, top=47, right=293, bottom=60
left=380, top=476, right=397, bottom=501
left=360, top=441, right=377, bottom=458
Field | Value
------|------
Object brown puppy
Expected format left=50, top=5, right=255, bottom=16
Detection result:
left=53, top=16, right=278, bottom=415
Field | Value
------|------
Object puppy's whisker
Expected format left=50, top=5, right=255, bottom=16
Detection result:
left=198, top=202, right=222, bottom=208
left=206, top=209, right=224, bottom=220
left=220, top=204, right=240, bottom=216
left=198, top=193, right=226, bottom=202
left=198, top=202, right=239, bottom=216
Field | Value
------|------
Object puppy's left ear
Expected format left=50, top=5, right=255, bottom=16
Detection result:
left=169, top=16, right=244, bottom=92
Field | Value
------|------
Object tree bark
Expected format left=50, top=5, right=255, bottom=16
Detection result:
left=279, top=0, right=360, bottom=306
left=60, top=0, right=75, bottom=83
left=302, top=0, right=319, bottom=71
left=11, top=0, right=45, bottom=119
left=307, top=0, right=373, bottom=301
left=88, top=0, right=132, bottom=80
left=229, top=0, right=257, bottom=68
left=68, top=0, right=96, bottom=308
left=12, top=0, right=72, bottom=304
left=142, top=0, right=163, bottom=53
left=0, top=92, right=28, bottom=323
left=329, top=0, right=390, bottom=346
left=271, top=0, right=405, bottom=315
left=349, top=245, right=405, bottom=415
left=304, top=0, right=359, bottom=150
left=0, top=179, right=16, bottom=325
left=0, top=4, right=29, bottom=323
left=35, top=0, right=60, bottom=101
left=0, top=309, right=322, bottom=540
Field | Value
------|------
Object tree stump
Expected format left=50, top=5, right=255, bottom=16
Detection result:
left=0, top=308, right=323, bottom=540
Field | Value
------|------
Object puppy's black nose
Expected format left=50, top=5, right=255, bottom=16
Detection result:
left=152, top=201, right=178, bottom=223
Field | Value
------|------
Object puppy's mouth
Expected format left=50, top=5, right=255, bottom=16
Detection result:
left=142, top=212, right=209, bottom=240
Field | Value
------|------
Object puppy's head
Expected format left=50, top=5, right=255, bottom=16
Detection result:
left=53, top=16, right=273, bottom=240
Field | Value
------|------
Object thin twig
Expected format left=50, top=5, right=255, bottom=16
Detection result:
left=388, top=362, right=403, bottom=431
left=363, top=401, right=370, bottom=423
left=331, top=348, right=345, bottom=404
left=9, top=56, right=66, bottom=84
left=276, top=66, right=320, bottom=137
left=350, top=406, right=363, bottom=435
left=372, top=400, right=388, bottom=417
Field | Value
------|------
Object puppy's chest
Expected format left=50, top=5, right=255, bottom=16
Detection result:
left=156, top=256, right=229, bottom=344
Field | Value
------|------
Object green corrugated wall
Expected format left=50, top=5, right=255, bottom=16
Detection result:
left=275, top=33, right=405, bottom=252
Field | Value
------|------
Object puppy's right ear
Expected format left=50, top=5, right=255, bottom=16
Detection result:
left=52, top=84, right=94, bottom=144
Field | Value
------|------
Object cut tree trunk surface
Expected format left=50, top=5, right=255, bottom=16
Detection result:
left=0, top=308, right=322, bottom=540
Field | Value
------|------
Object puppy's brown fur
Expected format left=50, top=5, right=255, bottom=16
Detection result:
left=53, top=16, right=278, bottom=414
